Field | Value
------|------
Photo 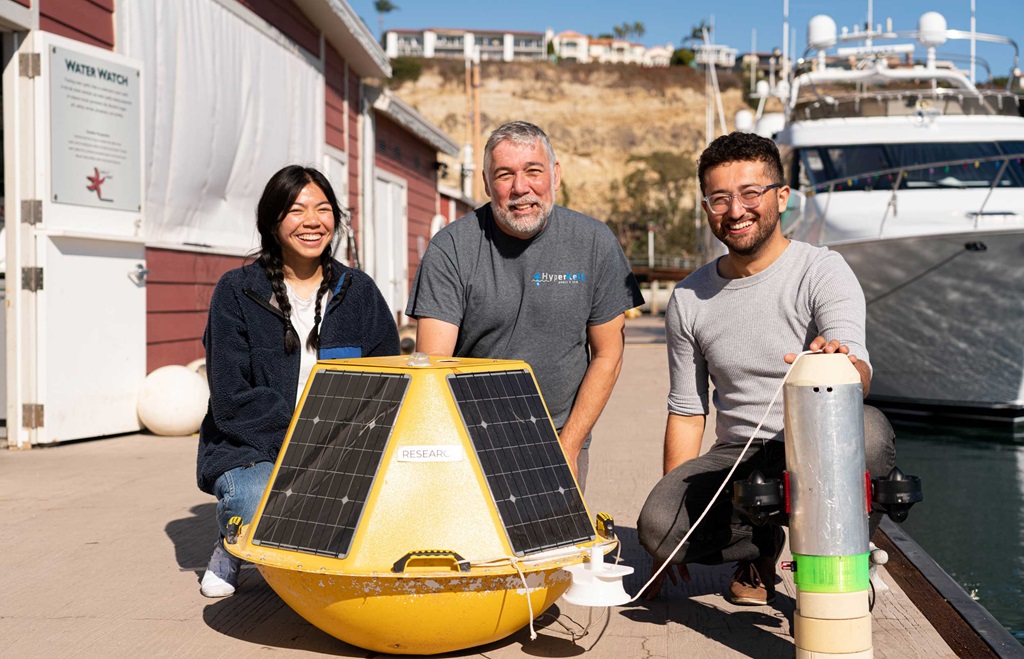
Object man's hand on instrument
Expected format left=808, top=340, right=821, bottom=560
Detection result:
left=641, top=560, right=691, bottom=600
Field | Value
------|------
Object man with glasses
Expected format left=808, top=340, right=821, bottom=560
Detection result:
left=637, top=132, right=896, bottom=605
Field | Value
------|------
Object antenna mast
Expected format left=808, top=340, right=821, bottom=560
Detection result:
left=970, top=0, right=977, bottom=84
left=782, top=0, right=790, bottom=78
left=866, top=0, right=873, bottom=48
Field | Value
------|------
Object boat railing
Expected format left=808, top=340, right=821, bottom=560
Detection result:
left=799, top=150, right=1024, bottom=237
left=790, top=28, right=1021, bottom=121
left=792, top=88, right=1021, bottom=121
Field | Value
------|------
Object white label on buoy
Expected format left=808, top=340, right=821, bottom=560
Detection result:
left=395, top=445, right=464, bottom=462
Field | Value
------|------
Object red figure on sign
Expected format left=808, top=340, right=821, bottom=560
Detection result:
left=86, top=167, right=108, bottom=200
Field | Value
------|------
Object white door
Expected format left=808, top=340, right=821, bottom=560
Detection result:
left=38, top=236, right=146, bottom=441
left=4, top=32, right=146, bottom=446
left=372, top=172, right=408, bottom=317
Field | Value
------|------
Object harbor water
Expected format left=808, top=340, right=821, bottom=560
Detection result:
left=891, top=418, right=1024, bottom=645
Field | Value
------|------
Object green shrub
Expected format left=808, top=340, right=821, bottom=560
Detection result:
left=670, top=48, right=695, bottom=67
left=389, top=57, right=423, bottom=86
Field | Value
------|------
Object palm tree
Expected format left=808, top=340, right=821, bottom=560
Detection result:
left=374, top=0, right=398, bottom=41
left=612, top=22, right=647, bottom=41
left=686, top=20, right=710, bottom=47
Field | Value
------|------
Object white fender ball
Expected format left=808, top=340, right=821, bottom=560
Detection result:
left=186, top=357, right=207, bottom=379
left=137, top=365, right=209, bottom=436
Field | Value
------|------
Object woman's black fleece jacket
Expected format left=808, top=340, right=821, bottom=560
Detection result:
left=196, top=260, right=400, bottom=493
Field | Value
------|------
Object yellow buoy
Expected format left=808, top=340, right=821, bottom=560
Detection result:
left=227, top=355, right=602, bottom=654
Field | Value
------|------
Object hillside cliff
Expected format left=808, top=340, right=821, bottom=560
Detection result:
left=390, top=59, right=749, bottom=227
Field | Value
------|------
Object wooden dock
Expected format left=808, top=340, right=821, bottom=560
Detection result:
left=0, top=315, right=1017, bottom=658
left=629, top=264, right=693, bottom=284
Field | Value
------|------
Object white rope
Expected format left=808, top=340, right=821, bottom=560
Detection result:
left=625, top=350, right=817, bottom=603
left=510, top=557, right=538, bottom=640
left=454, top=540, right=618, bottom=642
left=449, top=351, right=817, bottom=637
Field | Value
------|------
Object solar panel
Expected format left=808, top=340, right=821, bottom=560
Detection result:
left=252, top=370, right=410, bottom=558
left=448, top=370, right=594, bottom=556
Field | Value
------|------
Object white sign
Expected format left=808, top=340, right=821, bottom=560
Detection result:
left=50, top=45, right=142, bottom=212
left=396, top=445, right=465, bottom=462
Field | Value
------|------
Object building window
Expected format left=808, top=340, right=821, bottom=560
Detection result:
left=436, top=35, right=463, bottom=48
left=397, top=35, right=424, bottom=56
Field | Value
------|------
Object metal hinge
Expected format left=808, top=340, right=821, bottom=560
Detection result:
left=19, top=53, right=40, bottom=78
left=21, top=199, right=41, bottom=225
left=22, top=267, right=43, bottom=292
left=22, top=404, right=44, bottom=429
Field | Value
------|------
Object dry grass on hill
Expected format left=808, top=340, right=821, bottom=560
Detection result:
left=389, top=59, right=750, bottom=221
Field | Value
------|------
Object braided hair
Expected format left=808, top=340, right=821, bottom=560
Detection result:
left=255, top=165, right=342, bottom=354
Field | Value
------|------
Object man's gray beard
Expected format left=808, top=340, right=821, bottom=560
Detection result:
left=491, top=197, right=553, bottom=239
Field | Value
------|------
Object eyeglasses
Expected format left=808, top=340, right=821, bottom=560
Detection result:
left=703, top=183, right=783, bottom=214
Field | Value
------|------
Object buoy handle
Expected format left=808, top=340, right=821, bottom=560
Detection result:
left=392, top=549, right=471, bottom=573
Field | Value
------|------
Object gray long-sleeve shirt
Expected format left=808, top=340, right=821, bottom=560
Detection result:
left=666, top=240, right=869, bottom=445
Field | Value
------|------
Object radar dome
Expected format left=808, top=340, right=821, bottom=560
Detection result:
left=734, top=109, right=755, bottom=133
left=918, top=12, right=947, bottom=48
left=808, top=15, right=837, bottom=50
left=756, top=112, right=787, bottom=139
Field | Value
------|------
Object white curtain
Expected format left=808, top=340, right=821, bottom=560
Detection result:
left=116, top=0, right=324, bottom=251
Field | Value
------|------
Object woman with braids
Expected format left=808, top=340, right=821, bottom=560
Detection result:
left=196, top=165, right=399, bottom=597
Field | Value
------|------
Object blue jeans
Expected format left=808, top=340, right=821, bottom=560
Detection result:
left=213, top=461, right=274, bottom=538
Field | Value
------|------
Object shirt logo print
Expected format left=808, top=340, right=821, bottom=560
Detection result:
left=533, top=271, right=586, bottom=286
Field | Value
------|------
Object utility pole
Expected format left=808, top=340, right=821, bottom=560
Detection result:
left=470, top=47, right=482, bottom=202
left=462, top=55, right=474, bottom=198
left=751, top=28, right=757, bottom=93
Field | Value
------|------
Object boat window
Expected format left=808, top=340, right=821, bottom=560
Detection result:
left=824, top=146, right=890, bottom=191
left=898, top=143, right=1009, bottom=189
left=998, top=141, right=1024, bottom=186
left=799, top=149, right=824, bottom=188
left=802, top=142, right=1024, bottom=191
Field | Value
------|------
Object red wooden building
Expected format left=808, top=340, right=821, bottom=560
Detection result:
left=0, top=0, right=467, bottom=445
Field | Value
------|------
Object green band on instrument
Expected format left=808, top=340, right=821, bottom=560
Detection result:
left=792, top=553, right=869, bottom=593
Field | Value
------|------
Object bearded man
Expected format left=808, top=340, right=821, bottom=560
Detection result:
left=406, top=121, right=644, bottom=490
left=637, top=132, right=896, bottom=606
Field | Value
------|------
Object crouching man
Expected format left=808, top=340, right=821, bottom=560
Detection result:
left=637, top=132, right=896, bottom=604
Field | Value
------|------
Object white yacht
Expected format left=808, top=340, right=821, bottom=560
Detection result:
left=766, top=12, right=1024, bottom=420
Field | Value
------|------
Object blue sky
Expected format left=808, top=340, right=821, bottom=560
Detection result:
left=348, top=0, right=1023, bottom=82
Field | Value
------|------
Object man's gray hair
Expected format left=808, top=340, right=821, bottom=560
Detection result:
left=482, top=121, right=557, bottom=181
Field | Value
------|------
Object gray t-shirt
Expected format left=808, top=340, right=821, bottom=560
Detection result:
left=666, top=240, right=869, bottom=445
left=406, top=204, right=644, bottom=429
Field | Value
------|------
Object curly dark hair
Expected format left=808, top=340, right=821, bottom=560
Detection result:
left=697, top=132, right=784, bottom=194
left=255, top=165, right=340, bottom=354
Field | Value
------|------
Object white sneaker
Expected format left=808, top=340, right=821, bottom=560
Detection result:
left=200, top=541, right=241, bottom=598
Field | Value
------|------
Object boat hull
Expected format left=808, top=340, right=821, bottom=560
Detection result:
left=830, top=229, right=1024, bottom=415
